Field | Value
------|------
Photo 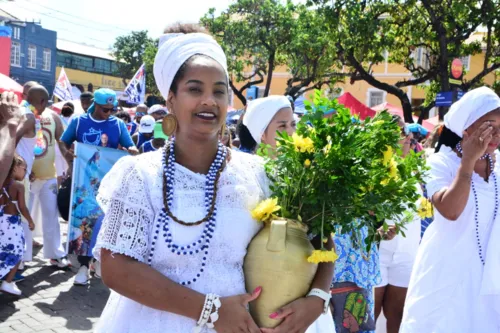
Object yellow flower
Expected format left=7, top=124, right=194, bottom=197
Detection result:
left=304, top=159, right=311, bottom=167
left=307, top=249, right=339, bottom=264
left=251, top=198, right=281, bottom=222
left=388, top=159, right=398, bottom=179
left=417, top=197, right=433, bottom=219
left=381, top=158, right=399, bottom=185
left=382, top=146, right=393, bottom=166
left=292, top=133, right=315, bottom=153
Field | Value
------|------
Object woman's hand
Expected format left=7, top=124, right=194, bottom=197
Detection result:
left=28, top=221, right=35, bottom=231
left=260, top=296, right=324, bottom=333
left=461, top=121, right=494, bottom=162
left=0, top=91, right=21, bottom=125
left=215, top=287, right=262, bottom=333
left=127, top=146, right=140, bottom=156
left=378, top=225, right=397, bottom=241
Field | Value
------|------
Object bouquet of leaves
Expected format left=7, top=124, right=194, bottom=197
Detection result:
left=252, top=90, right=428, bottom=261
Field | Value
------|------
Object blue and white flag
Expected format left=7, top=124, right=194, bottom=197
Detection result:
left=53, top=67, right=74, bottom=101
left=124, top=64, right=146, bottom=105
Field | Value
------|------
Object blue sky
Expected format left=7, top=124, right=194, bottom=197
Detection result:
left=1, top=0, right=234, bottom=49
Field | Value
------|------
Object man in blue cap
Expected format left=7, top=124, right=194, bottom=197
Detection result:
left=61, top=88, right=137, bottom=152
left=60, top=88, right=138, bottom=285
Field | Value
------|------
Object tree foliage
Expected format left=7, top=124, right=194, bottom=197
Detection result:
left=311, top=0, right=500, bottom=122
left=112, top=30, right=156, bottom=92
left=201, top=0, right=345, bottom=106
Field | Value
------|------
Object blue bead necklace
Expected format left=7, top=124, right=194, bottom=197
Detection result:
left=456, top=142, right=498, bottom=265
left=148, top=139, right=228, bottom=285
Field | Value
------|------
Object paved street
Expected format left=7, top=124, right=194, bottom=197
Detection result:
left=0, top=222, right=108, bottom=333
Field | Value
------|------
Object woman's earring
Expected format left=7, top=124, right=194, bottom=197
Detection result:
left=162, top=114, right=178, bottom=136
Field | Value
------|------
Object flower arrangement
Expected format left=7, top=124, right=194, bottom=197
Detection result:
left=252, top=90, right=428, bottom=259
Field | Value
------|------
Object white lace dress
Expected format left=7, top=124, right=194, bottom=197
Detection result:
left=93, top=150, right=335, bottom=333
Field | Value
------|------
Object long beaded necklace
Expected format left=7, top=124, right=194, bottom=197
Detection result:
left=148, top=139, right=228, bottom=286
left=456, top=142, right=499, bottom=265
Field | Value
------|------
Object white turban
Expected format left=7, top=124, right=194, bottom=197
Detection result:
left=153, top=33, right=228, bottom=99
left=444, top=86, right=500, bottom=137
left=243, top=95, right=292, bottom=144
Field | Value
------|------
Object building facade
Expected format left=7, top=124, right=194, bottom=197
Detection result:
left=56, top=39, right=125, bottom=96
left=7, top=21, right=57, bottom=94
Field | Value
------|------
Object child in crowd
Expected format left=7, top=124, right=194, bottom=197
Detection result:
left=0, top=155, right=35, bottom=296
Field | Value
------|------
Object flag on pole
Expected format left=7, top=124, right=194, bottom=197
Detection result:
left=54, top=67, right=74, bottom=101
left=124, top=64, right=146, bottom=105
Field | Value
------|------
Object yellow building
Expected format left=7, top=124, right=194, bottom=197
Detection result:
left=55, top=39, right=125, bottom=97
left=231, top=32, right=498, bottom=116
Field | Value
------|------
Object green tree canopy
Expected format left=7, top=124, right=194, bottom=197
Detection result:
left=201, top=0, right=345, bottom=105
left=312, top=0, right=500, bottom=122
left=112, top=30, right=156, bottom=93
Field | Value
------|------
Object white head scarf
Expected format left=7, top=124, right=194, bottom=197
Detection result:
left=153, top=33, right=228, bottom=99
left=243, top=95, right=292, bottom=144
left=444, top=86, right=500, bottom=137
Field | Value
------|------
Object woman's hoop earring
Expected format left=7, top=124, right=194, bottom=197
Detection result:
left=162, top=114, right=178, bottom=136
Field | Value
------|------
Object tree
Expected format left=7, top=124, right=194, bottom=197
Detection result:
left=201, top=0, right=295, bottom=106
left=112, top=30, right=155, bottom=91
left=283, top=4, right=346, bottom=100
left=312, top=0, right=500, bottom=122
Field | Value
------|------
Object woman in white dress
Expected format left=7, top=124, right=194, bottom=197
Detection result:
left=93, top=24, right=335, bottom=333
left=400, top=86, right=500, bottom=333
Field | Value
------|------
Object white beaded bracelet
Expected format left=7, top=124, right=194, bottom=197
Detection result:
left=193, top=294, right=221, bottom=333
left=206, top=295, right=221, bottom=329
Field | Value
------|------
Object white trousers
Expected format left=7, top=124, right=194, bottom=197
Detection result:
left=29, top=178, right=66, bottom=259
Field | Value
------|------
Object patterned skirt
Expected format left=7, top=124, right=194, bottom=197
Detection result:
left=0, top=213, right=25, bottom=279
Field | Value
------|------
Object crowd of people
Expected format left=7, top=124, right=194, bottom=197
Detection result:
left=1, top=22, right=500, bottom=333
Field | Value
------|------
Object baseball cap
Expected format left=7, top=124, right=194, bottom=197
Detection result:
left=88, top=88, right=117, bottom=114
left=148, top=104, right=168, bottom=115
left=139, top=115, right=155, bottom=134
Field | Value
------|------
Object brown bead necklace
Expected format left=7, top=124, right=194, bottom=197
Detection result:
left=162, top=141, right=230, bottom=227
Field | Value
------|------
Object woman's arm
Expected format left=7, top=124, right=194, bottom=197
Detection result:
left=310, top=236, right=335, bottom=293
left=100, top=249, right=263, bottom=333
left=432, top=159, right=474, bottom=221
left=433, top=122, right=493, bottom=221
left=100, top=249, right=204, bottom=318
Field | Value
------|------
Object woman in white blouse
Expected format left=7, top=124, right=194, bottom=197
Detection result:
left=93, top=24, right=334, bottom=333
left=400, top=86, right=500, bottom=332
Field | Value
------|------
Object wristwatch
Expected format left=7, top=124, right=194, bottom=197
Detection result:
left=306, top=288, right=332, bottom=314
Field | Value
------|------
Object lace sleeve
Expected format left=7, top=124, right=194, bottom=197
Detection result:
left=93, top=156, right=155, bottom=263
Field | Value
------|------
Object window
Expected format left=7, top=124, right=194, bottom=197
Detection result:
left=459, top=56, right=471, bottom=71
left=94, top=58, right=111, bottom=74
left=27, top=44, right=36, bottom=68
left=257, top=86, right=268, bottom=98
left=415, top=47, right=431, bottom=70
left=12, top=26, right=20, bottom=40
left=42, top=49, right=51, bottom=71
left=369, top=91, right=384, bottom=107
left=10, top=42, right=21, bottom=67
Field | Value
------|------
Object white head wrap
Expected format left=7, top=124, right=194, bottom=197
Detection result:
left=243, top=95, right=292, bottom=144
left=153, top=33, right=228, bottom=99
left=444, top=86, right=500, bottom=137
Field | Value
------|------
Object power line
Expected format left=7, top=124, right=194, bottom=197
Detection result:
left=13, top=1, right=130, bottom=35
left=20, top=0, right=133, bottom=33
